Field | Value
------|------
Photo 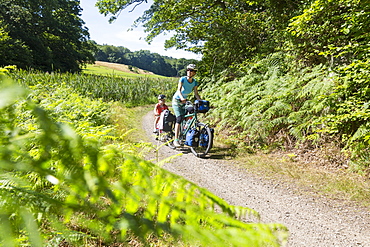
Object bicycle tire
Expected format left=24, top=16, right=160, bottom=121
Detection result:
left=161, top=131, right=176, bottom=149
left=190, top=123, right=213, bottom=158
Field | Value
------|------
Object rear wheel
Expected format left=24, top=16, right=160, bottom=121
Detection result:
left=161, top=131, right=176, bottom=149
left=190, top=123, right=213, bottom=158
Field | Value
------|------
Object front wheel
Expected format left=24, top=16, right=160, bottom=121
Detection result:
left=190, top=123, right=213, bottom=158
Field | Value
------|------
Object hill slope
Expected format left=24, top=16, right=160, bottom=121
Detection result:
left=84, top=61, right=166, bottom=78
left=94, top=61, right=155, bottom=75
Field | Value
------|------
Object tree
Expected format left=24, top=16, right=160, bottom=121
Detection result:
left=95, top=0, right=305, bottom=74
left=287, top=0, right=370, bottom=67
left=0, top=0, right=95, bottom=72
left=95, top=44, right=131, bottom=63
left=124, top=49, right=177, bottom=76
left=0, top=22, right=33, bottom=68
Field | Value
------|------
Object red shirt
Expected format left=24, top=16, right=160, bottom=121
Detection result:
left=154, top=103, right=168, bottom=116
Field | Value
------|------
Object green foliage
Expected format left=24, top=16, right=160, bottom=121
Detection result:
left=124, top=49, right=177, bottom=77
left=202, top=52, right=370, bottom=171
left=202, top=53, right=333, bottom=149
left=288, top=0, right=370, bottom=66
left=93, top=43, right=198, bottom=77
left=68, top=74, right=176, bottom=106
left=0, top=69, right=288, bottom=246
left=0, top=0, right=95, bottom=72
left=93, top=42, right=131, bottom=64
left=93, top=0, right=370, bottom=171
left=96, top=0, right=306, bottom=74
left=0, top=23, right=33, bottom=68
left=316, top=59, right=370, bottom=170
left=95, top=0, right=369, bottom=77
left=95, top=0, right=370, bottom=171
left=10, top=69, right=177, bottom=107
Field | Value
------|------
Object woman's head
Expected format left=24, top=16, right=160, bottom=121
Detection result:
left=186, top=64, right=197, bottom=77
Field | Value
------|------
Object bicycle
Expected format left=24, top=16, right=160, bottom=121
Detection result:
left=159, top=100, right=214, bottom=158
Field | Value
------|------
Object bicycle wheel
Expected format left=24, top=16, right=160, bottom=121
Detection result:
left=161, top=131, right=176, bottom=149
left=190, top=123, right=213, bottom=158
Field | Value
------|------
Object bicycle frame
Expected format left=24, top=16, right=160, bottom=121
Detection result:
left=180, top=111, right=198, bottom=138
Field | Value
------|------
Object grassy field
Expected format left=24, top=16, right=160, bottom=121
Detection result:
left=83, top=61, right=168, bottom=78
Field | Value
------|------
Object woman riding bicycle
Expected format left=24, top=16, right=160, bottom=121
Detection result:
left=172, top=64, right=202, bottom=147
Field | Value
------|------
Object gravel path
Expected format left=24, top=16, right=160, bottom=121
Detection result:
left=142, top=111, right=370, bottom=247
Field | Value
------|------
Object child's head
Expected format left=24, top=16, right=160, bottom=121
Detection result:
left=158, top=94, right=166, bottom=104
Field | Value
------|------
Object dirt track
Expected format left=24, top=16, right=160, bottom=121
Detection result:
left=142, top=111, right=370, bottom=247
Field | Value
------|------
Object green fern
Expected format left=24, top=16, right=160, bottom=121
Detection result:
left=202, top=55, right=333, bottom=149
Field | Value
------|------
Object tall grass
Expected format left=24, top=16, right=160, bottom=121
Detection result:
left=10, top=70, right=177, bottom=107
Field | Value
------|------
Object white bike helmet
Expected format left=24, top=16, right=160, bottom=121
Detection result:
left=186, top=64, right=197, bottom=71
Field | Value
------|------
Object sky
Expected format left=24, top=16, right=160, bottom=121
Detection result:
left=79, top=0, right=201, bottom=60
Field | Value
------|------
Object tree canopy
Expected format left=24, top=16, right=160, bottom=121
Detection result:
left=0, top=0, right=95, bottom=72
left=288, top=0, right=370, bottom=67
left=96, top=0, right=308, bottom=73
left=96, top=0, right=369, bottom=74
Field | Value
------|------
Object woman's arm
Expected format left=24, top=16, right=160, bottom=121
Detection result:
left=194, top=86, right=201, bottom=101
left=177, top=81, right=186, bottom=103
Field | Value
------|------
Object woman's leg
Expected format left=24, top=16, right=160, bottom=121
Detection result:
left=174, top=115, right=183, bottom=139
left=174, top=122, right=180, bottom=139
left=172, top=99, right=185, bottom=147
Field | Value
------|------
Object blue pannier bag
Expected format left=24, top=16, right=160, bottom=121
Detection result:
left=195, top=100, right=210, bottom=113
left=199, top=128, right=214, bottom=147
left=184, top=128, right=200, bottom=147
